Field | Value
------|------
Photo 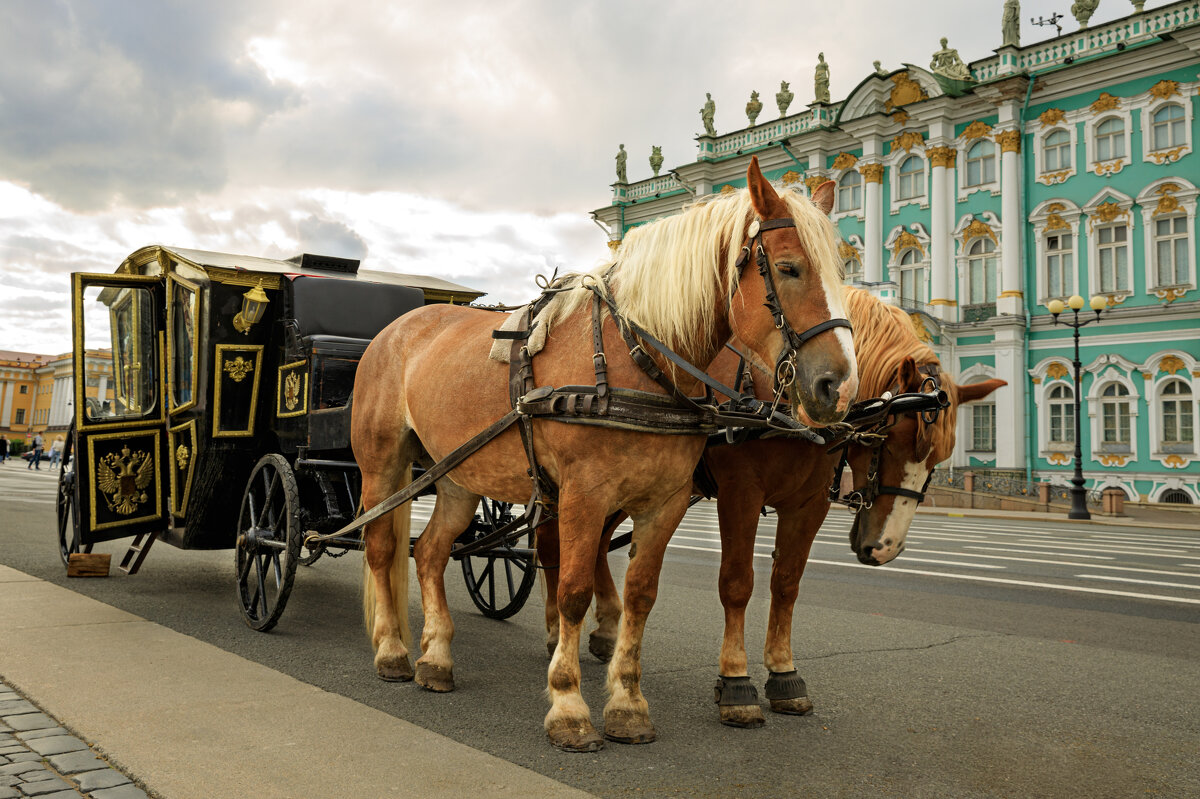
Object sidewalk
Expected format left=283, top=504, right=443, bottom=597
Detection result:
left=0, top=565, right=596, bottom=799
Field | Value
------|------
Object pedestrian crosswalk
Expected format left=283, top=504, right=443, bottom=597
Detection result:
left=0, top=462, right=60, bottom=505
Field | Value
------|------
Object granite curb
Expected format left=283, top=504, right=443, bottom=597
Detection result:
left=0, top=680, right=148, bottom=799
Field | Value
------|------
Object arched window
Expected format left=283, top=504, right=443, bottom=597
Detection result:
left=896, top=248, right=926, bottom=306
left=1045, top=231, right=1074, bottom=298
left=1048, top=383, right=1075, bottom=445
left=1043, top=130, right=1072, bottom=172
left=1100, top=383, right=1132, bottom=451
left=965, top=140, right=995, bottom=186
left=1153, top=214, right=1189, bottom=287
left=843, top=257, right=862, bottom=284
left=1152, top=104, right=1186, bottom=151
left=837, top=170, right=862, bottom=212
left=897, top=156, right=925, bottom=200
left=1160, top=379, right=1195, bottom=451
left=1095, top=117, right=1125, bottom=161
left=966, top=238, right=998, bottom=304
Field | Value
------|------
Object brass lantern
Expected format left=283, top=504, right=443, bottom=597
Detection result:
left=232, top=280, right=269, bottom=334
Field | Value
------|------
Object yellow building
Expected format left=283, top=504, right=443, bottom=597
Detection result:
left=1, top=349, right=113, bottom=448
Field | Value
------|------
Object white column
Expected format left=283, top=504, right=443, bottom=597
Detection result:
left=997, top=128, right=1024, bottom=316
left=928, top=146, right=955, bottom=321
left=98, top=375, right=108, bottom=405
left=0, top=381, right=12, bottom=428
left=862, top=163, right=884, bottom=285
left=993, top=322, right=1027, bottom=469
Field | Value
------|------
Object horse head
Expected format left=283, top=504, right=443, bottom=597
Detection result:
left=730, top=157, right=857, bottom=426
left=845, top=356, right=1006, bottom=565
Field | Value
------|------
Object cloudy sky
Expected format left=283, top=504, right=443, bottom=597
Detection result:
left=0, top=0, right=1154, bottom=355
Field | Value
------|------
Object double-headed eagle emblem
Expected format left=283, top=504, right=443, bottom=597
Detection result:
left=98, top=446, right=154, bottom=515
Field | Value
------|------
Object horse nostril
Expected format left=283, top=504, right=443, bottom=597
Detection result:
left=814, top=371, right=840, bottom=406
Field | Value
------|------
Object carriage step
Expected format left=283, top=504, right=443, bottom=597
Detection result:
left=118, top=531, right=158, bottom=575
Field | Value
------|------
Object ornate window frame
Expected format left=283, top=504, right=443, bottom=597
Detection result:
left=1028, top=108, right=1080, bottom=186
left=955, top=121, right=999, bottom=200
left=839, top=234, right=864, bottom=285
left=1140, top=351, right=1199, bottom=469
left=957, top=363, right=998, bottom=466
left=953, top=212, right=1002, bottom=312
left=886, top=133, right=928, bottom=214
left=1137, top=81, right=1195, bottom=166
left=884, top=224, right=931, bottom=307
left=1082, top=92, right=1132, bottom=177
left=1085, top=357, right=1140, bottom=467
left=1083, top=189, right=1136, bottom=302
left=831, top=152, right=865, bottom=222
left=1029, top=199, right=1082, bottom=305
left=1136, top=178, right=1198, bottom=300
left=1029, top=356, right=1077, bottom=464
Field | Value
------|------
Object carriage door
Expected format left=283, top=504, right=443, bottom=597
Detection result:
left=71, top=273, right=169, bottom=546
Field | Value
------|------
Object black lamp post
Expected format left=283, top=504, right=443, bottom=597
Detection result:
left=1047, top=293, right=1107, bottom=520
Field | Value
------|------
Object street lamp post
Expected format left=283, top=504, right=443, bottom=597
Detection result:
left=1047, top=294, right=1107, bottom=520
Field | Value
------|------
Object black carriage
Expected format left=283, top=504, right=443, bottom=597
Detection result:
left=58, top=245, right=536, bottom=630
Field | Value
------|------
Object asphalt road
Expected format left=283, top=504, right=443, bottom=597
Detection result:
left=2, top=463, right=1198, bottom=798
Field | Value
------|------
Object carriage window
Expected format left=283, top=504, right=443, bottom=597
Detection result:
left=82, top=285, right=157, bottom=420
left=170, top=279, right=199, bottom=408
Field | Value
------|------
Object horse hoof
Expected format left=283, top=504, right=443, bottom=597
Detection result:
left=588, top=632, right=615, bottom=663
left=375, top=655, right=414, bottom=682
left=770, top=696, right=814, bottom=716
left=415, top=662, right=455, bottom=692
left=603, top=709, right=657, bottom=744
left=546, top=719, right=605, bottom=753
left=719, top=704, right=766, bottom=728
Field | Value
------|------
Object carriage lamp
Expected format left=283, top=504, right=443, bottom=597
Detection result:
left=1046, top=294, right=1107, bottom=520
left=232, top=280, right=270, bottom=334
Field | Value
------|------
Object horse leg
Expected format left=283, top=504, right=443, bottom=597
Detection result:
left=589, top=513, right=626, bottom=663
left=411, top=481, right=481, bottom=693
left=536, top=520, right=561, bottom=658
left=763, top=503, right=825, bottom=715
left=362, top=462, right=415, bottom=682
left=545, top=490, right=606, bottom=752
left=603, top=485, right=691, bottom=745
left=715, top=488, right=768, bottom=728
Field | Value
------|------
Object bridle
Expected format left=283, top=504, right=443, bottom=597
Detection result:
left=828, top=365, right=947, bottom=514
left=734, top=217, right=853, bottom=396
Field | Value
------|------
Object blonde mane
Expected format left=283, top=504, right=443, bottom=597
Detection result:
left=542, top=186, right=843, bottom=353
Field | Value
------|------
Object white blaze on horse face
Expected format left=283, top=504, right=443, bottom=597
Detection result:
left=821, top=276, right=858, bottom=409
left=870, top=460, right=928, bottom=564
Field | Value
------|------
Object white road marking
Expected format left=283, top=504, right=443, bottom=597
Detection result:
left=1075, top=574, right=1200, bottom=591
left=966, top=545, right=1115, bottom=560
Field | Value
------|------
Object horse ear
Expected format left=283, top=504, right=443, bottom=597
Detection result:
left=811, top=179, right=835, bottom=216
left=897, top=356, right=921, bottom=391
left=747, top=156, right=784, bottom=218
left=958, top=378, right=1007, bottom=404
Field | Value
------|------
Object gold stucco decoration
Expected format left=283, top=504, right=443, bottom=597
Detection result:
left=1090, top=92, right=1121, bottom=114
left=1039, top=108, right=1067, bottom=128
left=1048, top=452, right=1071, bottom=465
left=831, top=153, right=858, bottom=171
left=1038, top=170, right=1072, bottom=185
left=1099, top=454, right=1129, bottom=467
left=1155, top=286, right=1188, bottom=303
left=1150, top=80, right=1180, bottom=100
left=1046, top=362, right=1070, bottom=381
left=1045, top=213, right=1070, bottom=232
left=860, top=163, right=885, bottom=183
left=1092, top=200, right=1128, bottom=224
left=961, top=218, right=999, bottom=246
left=782, top=170, right=802, bottom=186
left=805, top=175, right=831, bottom=193
left=838, top=240, right=860, bottom=261
left=98, top=447, right=154, bottom=516
left=885, top=72, right=928, bottom=112
left=1159, top=355, right=1186, bottom=375
left=995, top=129, right=1022, bottom=153
left=1093, top=159, right=1125, bottom=177
left=927, top=146, right=956, bottom=168
left=891, top=230, right=925, bottom=257
left=720, top=184, right=736, bottom=195
left=1148, top=145, right=1187, bottom=164
left=909, top=314, right=933, bottom=343
left=890, top=131, right=925, bottom=154
left=1152, top=185, right=1182, bottom=217
left=1164, top=454, right=1189, bottom=468
left=891, top=109, right=911, bottom=125
left=961, top=120, right=993, bottom=140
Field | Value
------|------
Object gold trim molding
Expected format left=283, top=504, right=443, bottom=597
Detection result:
left=927, top=146, right=956, bottom=168
left=1148, top=145, right=1187, bottom=165
left=995, top=129, right=1021, bottom=153
left=831, top=153, right=858, bottom=171
left=1038, top=108, right=1066, bottom=128
left=961, top=121, right=993, bottom=140
left=1038, top=169, right=1072, bottom=185
left=860, top=163, right=885, bottom=183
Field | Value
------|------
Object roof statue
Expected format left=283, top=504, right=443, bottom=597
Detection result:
left=615, top=144, right=627, bottom=184
left=1072, top=0, right=1099, bottom=28
left=649, top=146, right=663, bottom=177
left=814, top=53, right=831, bottom=104
left=700, top=93, right=716, bottom=136
left=776, top=80, right=794, bottom=117
left=1002, top=0, right=1020, bottom=47
left=873, top=60, right=887, bottom=76
left=930, top=37, right=971, bottom=80
left=746, top=91, right=763, bottom=125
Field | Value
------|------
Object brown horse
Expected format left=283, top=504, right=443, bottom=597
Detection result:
left=350, top=158, right=858, bottom=751
left=541, top=287, right=1004, bottom=727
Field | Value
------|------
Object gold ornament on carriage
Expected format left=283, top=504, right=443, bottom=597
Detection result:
left=224, top=356, right=255, bottom=382
left=284, top=371, right=302, bottom=411
left=175, top=444, right=190, bottom=471
left=98, top=446, right=154, bottom=516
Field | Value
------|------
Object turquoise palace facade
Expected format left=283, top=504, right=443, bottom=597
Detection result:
left=593, top=1, right=1200, bottom=505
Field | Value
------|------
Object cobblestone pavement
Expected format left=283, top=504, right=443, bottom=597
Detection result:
left=0, top=680, right=147, bottom=799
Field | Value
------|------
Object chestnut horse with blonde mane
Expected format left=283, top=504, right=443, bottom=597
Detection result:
left=541, top=286, right=1004, bottom=727
left=350, top=158, right=857, bottom=751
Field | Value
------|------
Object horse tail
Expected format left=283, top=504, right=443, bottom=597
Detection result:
left=362, top=462, right=413, bottom=648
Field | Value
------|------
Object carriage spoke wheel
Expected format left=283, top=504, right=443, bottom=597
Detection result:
left=55, top=425, right=80, bottom=568
left=458, top=499, right=537, bottom=620
left=235, top=454, right=301, bottom=632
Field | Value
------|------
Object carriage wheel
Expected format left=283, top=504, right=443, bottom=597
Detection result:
left=458, top=499, right=537, bottom=620
left=55, top=424, right=86, bottom=568
left=235, top=454, right=301, bottom=632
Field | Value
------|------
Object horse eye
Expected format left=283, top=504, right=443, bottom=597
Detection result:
left=776, top=262, right=800, bottom=277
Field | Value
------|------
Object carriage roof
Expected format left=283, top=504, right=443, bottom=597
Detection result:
left=118, top=244, right=486, bottom=305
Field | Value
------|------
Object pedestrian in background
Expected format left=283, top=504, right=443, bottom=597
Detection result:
left=28, top=432, right=43, bottom=470
left=49, top=437, right=64, bottom=470
left=0, top=435, right=8, bottom=464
